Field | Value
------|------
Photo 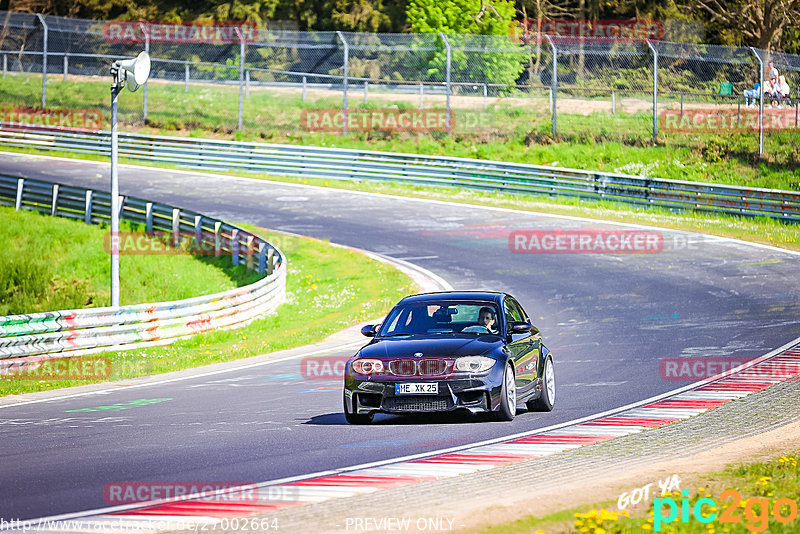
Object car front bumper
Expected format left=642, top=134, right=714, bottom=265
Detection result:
left=344, top=372, right=504, bottom=416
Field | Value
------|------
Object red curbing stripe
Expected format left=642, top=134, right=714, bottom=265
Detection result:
left=413, top=454, right=531, bottom=465
left=584, top=417, right=680, bottom=427
left=698, top=382, right=773, bottom=392
left=287, top=475, right=433, bottom=488
left=643, top=399, right=728, bottom=409
left=117, top=500, right=300, bottom=518
left=509, top=434, right=614, bottom=445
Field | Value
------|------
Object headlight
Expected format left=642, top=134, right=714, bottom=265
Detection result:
left=352, top=359, right=385, bottom=375
left=454, top=356, right=496, bottom=373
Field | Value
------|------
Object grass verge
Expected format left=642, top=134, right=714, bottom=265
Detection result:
left=470, top=452, right=800, bottom=533
left=0, top=206, right=259, bottom=315
left=1, top=74, right=799, bottom=190
left=0, top=227, right=417, bottom=396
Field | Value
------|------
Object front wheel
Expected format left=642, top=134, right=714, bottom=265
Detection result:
left=343, top=394, right=373, bottom=424
left=527, top=357, right=555, bottom=412
left=494, top=362, right=517, bottom=421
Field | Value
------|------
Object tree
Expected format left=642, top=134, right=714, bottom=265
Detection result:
left=406, top=0, right=526, bottom=87
left=332, top=0, right=391, bottom=32
left=695, top=0, right=800, bottom=50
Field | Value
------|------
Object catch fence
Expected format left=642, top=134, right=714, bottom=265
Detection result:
left=1, top=11, right=799, bottom=156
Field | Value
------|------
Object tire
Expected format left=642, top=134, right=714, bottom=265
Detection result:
left=343, top=394, right=373, bottom=424
left=527, top=357, right=555, bottom=412
left=494, top=362, right=517, bottom=421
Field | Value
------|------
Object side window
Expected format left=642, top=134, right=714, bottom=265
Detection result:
left=504, top=300, right=523, bottom=323
left=510, top=298, right=529, bottom=322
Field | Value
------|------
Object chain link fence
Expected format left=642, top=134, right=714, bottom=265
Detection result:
left=1, top=10, right=799, bottom=156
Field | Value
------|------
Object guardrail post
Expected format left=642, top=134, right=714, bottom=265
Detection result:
left=51, top=184, right=59, bottom=216
left=363, top=81, right=368, bottom=104
left=302, top=76, right=307, bottom=101
left=483, top=84, right=487, bottom=109
left=145, top=202, right=153, bottom=233
left=258, top=242, right=266, bottom=274
left=15, top=178, right=24, bottom=210
left=214, top=221, right=222, bottom=256
left=172, top=208, right=180, bottom=247
left=267, top=248, right=274, bottom=275
left=84, top=190, right=92, bottom=224
left=231, top=229, right=240, bottom=266
left=118, top=195, right=125, bottom=220
left=194, top=215, right=202, bottom=247
left=184, top=64, right=190, bottom=92
left=546, top=35, right=557, bottom=137
left=246, top=235, right=254, bottom=270
left=646, top=41, right=658, bottom=144
left=419, top=82, right=423, bottom=109
left=63, top=55, right=68, bottom=81
left=36, top=14, right=48, bottom=108
left=750, top=47, right=764, bottom=156
left=439, top=33, right=452, bottom=133
left=337, top=31, right=349, bottom=135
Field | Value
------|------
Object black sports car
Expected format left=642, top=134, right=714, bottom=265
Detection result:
left=343, top=291, right=555, bottom=424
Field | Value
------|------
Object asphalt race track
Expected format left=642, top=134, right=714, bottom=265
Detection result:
left=1, top=154, right=800, bottom=521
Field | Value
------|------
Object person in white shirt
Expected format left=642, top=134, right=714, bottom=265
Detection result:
left=768, top=61, right=779, bottom=81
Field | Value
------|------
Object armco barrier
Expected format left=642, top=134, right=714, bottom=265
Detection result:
left=0, top=128, right=798, bottom=222
left=0, top=174, right=286, bottom=361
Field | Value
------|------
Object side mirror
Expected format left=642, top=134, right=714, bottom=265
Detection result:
left=361, top=324, right=378, bottom=337
left=508, top=321, right=533, bottom=335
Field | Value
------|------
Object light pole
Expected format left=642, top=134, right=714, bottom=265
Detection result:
left=109, top=51, right=150, bottom=308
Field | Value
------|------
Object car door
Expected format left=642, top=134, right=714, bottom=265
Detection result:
left=504, top=297, right=536, bottom=396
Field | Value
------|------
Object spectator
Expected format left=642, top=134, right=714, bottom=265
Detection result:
left=766, top=77, right=782, bottom=108
left=779, top=75, right=791, bottom=101
left=744, top=82, right=760, bottom=107
left=768, top=61, right=779, bottom=81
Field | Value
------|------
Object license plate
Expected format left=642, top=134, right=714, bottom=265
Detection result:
left=395, top=382, right=438, bottom=395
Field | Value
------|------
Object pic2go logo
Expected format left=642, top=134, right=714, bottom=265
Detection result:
left=654, top=489, right=799, bottom=532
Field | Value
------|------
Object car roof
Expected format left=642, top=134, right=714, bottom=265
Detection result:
left=397, top=291, right=507, bottom=304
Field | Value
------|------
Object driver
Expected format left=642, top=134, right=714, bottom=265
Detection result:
left=477, top=306, right=498, bottom=333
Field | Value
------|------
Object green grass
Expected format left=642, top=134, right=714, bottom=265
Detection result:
left=2, top=73, right=799, bottom=191
left=459, top=453, right=800, bottom=533
left=0, top=227, right=417, bottom=396
left=0, top=206, right=259, bottom=315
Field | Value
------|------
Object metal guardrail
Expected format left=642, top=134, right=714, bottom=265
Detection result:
left=0, top=127, right=798, bottom=222
left=0, top=173, right=287, bottom=361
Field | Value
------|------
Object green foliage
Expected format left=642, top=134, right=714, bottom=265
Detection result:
left=406, top=0, right=525, bottom=86
left=0, top=207, right=258, bottom=315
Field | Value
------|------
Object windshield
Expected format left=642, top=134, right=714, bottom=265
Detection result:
left=378, top=301, right=500, bottom=336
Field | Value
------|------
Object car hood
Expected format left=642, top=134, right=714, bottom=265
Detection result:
left=360, top=335, right=502, bottom=359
